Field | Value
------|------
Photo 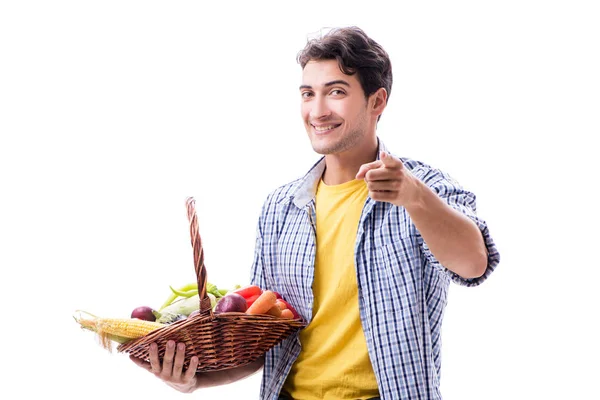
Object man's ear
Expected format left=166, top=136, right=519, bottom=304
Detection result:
left=370, top=87, right=388, bottom=117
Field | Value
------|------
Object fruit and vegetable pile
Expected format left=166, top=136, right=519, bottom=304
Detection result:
left=74, top=282, right=300, bottom=351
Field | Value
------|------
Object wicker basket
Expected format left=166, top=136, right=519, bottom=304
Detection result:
left=117, top=197, right=306, bottom=372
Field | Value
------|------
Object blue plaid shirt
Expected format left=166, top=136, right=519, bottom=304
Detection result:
left=250, top=140, right=500, bottom=399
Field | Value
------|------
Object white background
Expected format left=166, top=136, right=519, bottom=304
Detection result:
left=1, top=1, right=598, bottom=399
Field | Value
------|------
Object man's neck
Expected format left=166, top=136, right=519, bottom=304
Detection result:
left=321, top=138, right=378, bottom=185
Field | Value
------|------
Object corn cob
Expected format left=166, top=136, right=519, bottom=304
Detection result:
left=74, top=311, right=164, bottom=351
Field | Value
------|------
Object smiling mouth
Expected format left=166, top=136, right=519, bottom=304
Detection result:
left=312, top=124, right=341, bottom=133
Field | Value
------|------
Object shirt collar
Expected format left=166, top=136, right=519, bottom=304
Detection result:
left=290, top=137, right=388, bottom=209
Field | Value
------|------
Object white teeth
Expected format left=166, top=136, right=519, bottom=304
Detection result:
left=314, top=125, right=336, bottom=132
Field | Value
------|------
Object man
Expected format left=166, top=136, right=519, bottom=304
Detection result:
left=131, top=26, right=500, bottom=399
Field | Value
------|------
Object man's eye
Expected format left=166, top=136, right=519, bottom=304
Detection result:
left=301, top=92, right=314, bottom=98
left=330, top=89, right=345, bottom=96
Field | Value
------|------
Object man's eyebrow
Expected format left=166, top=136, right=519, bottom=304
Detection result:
left=324, top=80, right=351, bottom=88
left=299, top=80, right=351, bottom=90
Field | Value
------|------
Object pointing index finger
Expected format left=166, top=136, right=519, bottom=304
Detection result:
left=380, top=151, right=403, bottom=169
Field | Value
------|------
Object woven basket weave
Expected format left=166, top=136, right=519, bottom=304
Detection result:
left=117, top=197, right=306, bottom=372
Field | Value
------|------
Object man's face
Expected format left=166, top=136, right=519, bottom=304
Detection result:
left=300, top=59, right=372, bottom=155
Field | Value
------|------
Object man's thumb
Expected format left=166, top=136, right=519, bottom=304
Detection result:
left=356, top=160, right=383, bottom=179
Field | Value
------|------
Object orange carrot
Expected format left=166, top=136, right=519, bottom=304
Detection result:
left=246, top=290, right=277, bottom=315
left=280, top=309, right=294, bottom=319
left=275, top=300, right=288, bottom=310
left=266, top=305, right=282, bottom=317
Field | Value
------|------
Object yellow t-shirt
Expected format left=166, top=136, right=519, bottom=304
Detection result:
left=281, top=178, right=379, bottom=400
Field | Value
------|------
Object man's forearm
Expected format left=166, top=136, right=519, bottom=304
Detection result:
left=185, top=356, right=265, bottom=393
left=405, top=181, right=488, bottom=279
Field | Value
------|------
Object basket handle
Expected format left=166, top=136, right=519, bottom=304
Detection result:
left=186, top=197, right=212, bottom=316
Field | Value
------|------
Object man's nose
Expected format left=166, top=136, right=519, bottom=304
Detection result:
left=309, top=96, right=331, bottom=120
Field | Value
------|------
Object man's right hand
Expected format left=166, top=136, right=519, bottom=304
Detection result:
left=130, top=340, right=199, bottom=393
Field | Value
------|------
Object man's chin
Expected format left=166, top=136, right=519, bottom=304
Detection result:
left=309, top=138, right=337, bottom=155
left=310, top=145, right=335, bottom=155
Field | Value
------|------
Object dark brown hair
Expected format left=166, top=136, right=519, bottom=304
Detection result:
left=297, top=26, right=393, bottom=104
